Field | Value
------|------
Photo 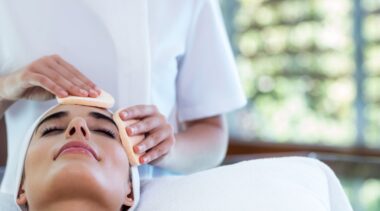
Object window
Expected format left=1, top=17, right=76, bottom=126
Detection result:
left=220, top=0, right=380, bottom=210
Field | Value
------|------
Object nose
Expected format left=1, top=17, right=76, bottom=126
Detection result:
left=64, top=117, right=90, bottom=141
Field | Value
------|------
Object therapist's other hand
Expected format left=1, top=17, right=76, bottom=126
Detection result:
left=120, top=105, right=175, bottom=164
left=0, top=55, right=100, bottom=101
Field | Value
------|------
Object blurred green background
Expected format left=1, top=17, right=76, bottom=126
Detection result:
left=220, top=0, right=380, bottom=210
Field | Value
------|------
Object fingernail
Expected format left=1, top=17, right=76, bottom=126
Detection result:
left=80, top=89, right=88, bottom=96
left=94, top=87, right=102, bottom=94
left=121, top=112, right=128, bottom=119
left=60, top=90, right=68, bottom=97
left=140, top=156, right=148, bottom=164
left=130, top=127, right=136, bottom=134
left=89, top=89, right=98, bottom=97
left=137, top=145, right=145, bottom=153
left=126, top=127, right=135, bottom=135
left=133, top=145, right=139, bottom=153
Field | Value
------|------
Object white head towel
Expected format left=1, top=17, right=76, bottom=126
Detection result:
left=0, top=104, right=140, bottom=211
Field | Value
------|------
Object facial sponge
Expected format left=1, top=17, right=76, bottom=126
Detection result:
left=113, top=109, right=144, bottom=166
left=56, top=89, right=115, bottom=109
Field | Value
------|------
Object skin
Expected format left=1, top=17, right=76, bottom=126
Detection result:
left=0, top=54, right=227, bottom=174
left=0, top=54, right=99, bottom=117
left=17, top=105, right=134, bottom=211
left=0, top=55, right=100, bottom=101
left=120, top=106, right=227, bottom=174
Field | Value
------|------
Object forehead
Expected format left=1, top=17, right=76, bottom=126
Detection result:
left=43, top=104, right=113, bottom=118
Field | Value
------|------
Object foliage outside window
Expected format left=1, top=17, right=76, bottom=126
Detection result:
left=220, top=0, right=380, bottom=210
left=224, top=0, right=380, bottom=148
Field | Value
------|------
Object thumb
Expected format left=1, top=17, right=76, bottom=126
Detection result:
left=23, top=87, right=55, bottom=101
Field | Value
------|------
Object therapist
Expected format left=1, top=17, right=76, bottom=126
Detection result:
left=0, top=0, right=246, bottom=192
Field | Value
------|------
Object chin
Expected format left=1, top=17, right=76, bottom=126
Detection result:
left=46, top=161, right=106, bottom=193
left=25, top=158, right=127, bottom=209
left=25, top=162, right=109, bottom=207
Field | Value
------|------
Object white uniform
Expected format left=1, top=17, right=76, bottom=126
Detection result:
left=0, top=0, right=246, bottom=194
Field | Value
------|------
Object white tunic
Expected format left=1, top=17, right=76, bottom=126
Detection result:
left=0, top=0, right=246, bottom=193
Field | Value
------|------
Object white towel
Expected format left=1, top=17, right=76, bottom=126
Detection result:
left=136, top=157, right=353, bottom=211
left=0, top=104, right=140, bottom=211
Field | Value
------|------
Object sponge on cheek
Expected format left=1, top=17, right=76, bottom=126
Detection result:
left=56, top=89, right=115, bottom=109
left=113, top=109, right=144, bottom=166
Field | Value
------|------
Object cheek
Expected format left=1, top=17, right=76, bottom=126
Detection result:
left=98, top=141, right=130, bottom=177
left=25, top=142, right=54, bottom=171
left=23, top=140, right=57, bottom=190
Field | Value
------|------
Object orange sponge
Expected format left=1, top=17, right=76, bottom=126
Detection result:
left=113, top=109, right=144, bottom=166
left=56, top=89, right=115, bottom=109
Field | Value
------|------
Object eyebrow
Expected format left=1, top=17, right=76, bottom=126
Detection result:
left=36, top=110, right=117, bottom=130
left=36, top=111, right=68, bottom=129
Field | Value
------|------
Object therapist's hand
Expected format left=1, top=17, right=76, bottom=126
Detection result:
left=0, top=54, right=99, bottom=101
left=119, top=105, right=175, bottom=164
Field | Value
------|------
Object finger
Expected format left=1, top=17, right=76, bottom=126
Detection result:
left=27, top=72, right=68, bottom=98
left=120, top=105, right=159, bottom=120
left=45, top=59, right=90, bottom=97
left=47, top=58, right=93, bottom=95
left=35, top=64, right=89, bottom=97
left=133, top=125, right=170, bottom=153
left=126, top=115, right=164, bottom=136
left=56, top=60, right=99, bottom=97
left=139, top=137, right=174, bottom=164
left=53, top=55, right=100, bottom=94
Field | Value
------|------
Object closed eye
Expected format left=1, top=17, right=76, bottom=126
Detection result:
left=40, top=127, right=116, bottom=139
left=93, top=129, right=116, bottom=139
left=41, top=127, right=64, bottom=136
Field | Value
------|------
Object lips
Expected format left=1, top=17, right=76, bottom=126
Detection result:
left=54, top=141, right=99, bottom=161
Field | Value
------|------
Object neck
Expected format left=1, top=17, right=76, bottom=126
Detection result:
left=31, top=199, right=112, bottom=211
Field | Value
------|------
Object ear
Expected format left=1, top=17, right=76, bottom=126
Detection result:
left=16, top=183, right=28, bottom=206
left=123, top=181, right=134, bottom=207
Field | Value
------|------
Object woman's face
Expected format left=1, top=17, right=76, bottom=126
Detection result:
left=18, top=104, right=133, bottom=210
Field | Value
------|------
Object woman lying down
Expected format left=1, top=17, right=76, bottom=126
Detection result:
left=1, top=103, right=353, bottom=211
left=8, top=104, right=140, bottom=211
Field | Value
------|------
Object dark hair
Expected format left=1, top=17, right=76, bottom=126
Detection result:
left=121, top=169, right=134, bottom=211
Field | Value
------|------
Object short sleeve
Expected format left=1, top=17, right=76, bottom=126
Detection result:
left=176, top=0, right=246, bottom=122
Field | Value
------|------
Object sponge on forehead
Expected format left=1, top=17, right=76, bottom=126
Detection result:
left=56, top=89, right=115, bottom=109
